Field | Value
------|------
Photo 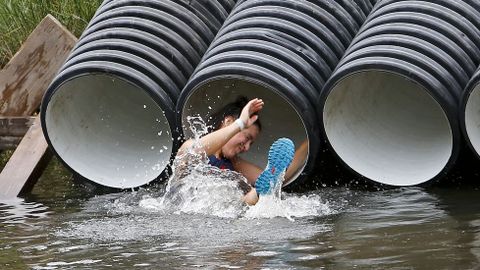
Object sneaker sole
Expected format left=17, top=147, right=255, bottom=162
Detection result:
left=255, top=138, right=295, bottom=195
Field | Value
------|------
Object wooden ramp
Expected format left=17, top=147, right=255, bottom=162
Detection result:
left=0, top=15, right=77, bottom=198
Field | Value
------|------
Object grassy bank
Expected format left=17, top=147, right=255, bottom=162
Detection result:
left=0, top=0, right=102, bottom=67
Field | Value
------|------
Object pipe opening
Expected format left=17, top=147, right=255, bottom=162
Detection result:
left=324, top=71, right=453, bottom=186
left=465, top=83, right=480, bottom=157
left=45, top=74, right=173, bottom=188
left=181, top=78, right=309, bottom=186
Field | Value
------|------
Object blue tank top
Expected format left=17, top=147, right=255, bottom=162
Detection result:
left=208, top=155, right=234, bottom=171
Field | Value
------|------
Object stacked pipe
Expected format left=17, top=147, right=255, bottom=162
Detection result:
left=177, top=0, right=374, bottom=189
left=40, top=0, right=237, bottom=189
left=461, top=68, right=480, bottom=161
left=320, top=0, right=480, bottom=186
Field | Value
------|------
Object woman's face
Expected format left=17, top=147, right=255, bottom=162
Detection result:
left=222, top=123, right=260, bottom=159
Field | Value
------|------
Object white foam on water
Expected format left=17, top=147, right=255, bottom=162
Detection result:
left=120, top=252, right=137, bottom=258
left=297, top=255, right=320, bottom=260
left=58, top=244, right=93, bottom=253
left=140, top=167, right=247, bottom=219
left=219, top=265, right=242, bottom=269
left=32, top=266, right=57, bottom=270
left=32, top=245, right=48, bottom=251
left=46, top=259, right=102, bottom=266
left=248, top=251, right=280, bottom=257
left=290, top=245, right=316, bottom=251
left=244, top=193, right=334, bottom=220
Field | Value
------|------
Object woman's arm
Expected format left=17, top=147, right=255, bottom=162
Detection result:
left=285, top=140, right=309, bottom=181
left=232, top=157, right=263, bottom=186
left=178, top=121, right=240, bottom=156
left=177, top=98, right=264, bottom=156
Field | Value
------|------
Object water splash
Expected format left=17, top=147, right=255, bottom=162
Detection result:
left=244, top=193, right=334, bottom=220
left=146, top=116, right=247, bottom=218
left=186, top=115, right=209, bottom=139
left=137, top=116, right=331, bottom=220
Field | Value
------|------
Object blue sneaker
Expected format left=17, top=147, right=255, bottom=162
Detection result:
left=255, top=138, right=295, bottom=195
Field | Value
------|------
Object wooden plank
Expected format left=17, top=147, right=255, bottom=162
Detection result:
left=0, top=116, right=36, bottom=136
left=0, top=14, right=77, bottom=116
left=0, top=15, right=77, bottom=198
left=0, top=117, right=51, bottom=198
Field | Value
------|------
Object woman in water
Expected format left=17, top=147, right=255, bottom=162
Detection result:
left=176, top=96, right=308, bottom=205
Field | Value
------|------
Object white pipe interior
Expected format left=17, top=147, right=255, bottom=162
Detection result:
left=465, top=83, right=480, bottom=157
left=324, top=71, right=453, bottom=186
left=181, top=79, right=309, bottom=186
left=45, top=74, right=173, bottom=189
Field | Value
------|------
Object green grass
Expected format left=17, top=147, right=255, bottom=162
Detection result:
left=0, top=0, right=102, bottom=67
left=0, top=150, right=12, bottom=171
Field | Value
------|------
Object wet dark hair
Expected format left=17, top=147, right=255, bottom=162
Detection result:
left=207, top=96, right=262, bottom=133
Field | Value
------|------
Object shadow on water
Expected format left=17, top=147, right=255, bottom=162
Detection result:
left=283, top=145, right=480, bottom=269
left=285, top=187, right=480, bottom=269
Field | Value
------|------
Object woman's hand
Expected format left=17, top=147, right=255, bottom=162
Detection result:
left=239, top=98, right=264, bottom=128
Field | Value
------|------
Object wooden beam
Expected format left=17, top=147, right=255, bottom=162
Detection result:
left=0, top=117, right=52, bottom=198
left=0, top=15, right=77, bottom=198
left=0, top=14, right=77, bottom=116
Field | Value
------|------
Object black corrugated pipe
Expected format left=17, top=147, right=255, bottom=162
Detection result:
left=320, top=0, right=480, bottom=187
left=40, top=0, right=237, bottom=189
left=177, top=0, right=373, bottom=190
left=461, top=68, right=480, bottom=161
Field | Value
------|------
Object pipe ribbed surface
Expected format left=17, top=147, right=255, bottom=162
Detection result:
left=177, top=0, right=373, bottom=190
left=40, top=0, right=236, bottom=189
left=321, top=0, right=480, bottom=186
